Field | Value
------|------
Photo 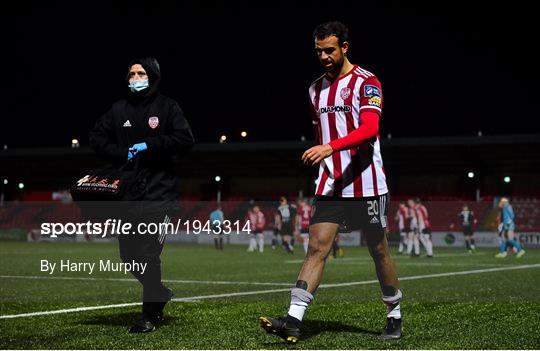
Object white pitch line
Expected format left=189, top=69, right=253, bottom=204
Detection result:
left=329, top=262, right=508, bottom=267
left=285, top=257, right=372, bottom=264
left=0, top=302, right=142, bottom=319
left=0, top=275, right=291, bottom=286
left=318, top=263, right=540, bottom=288
left=1, top=263, right=539, bottom=320
left=422, top=252, right=488, bottom=257
left=285, top=252, right=488, bottom=264
left=172, top=288, right=291, bottom=302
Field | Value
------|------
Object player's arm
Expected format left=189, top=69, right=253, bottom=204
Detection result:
left=301, top=113, right=379, bottom=165
left=245, top=213, right=252, bottom=229
left=258, top=213, right=266, bottom=231
left=276, top=212, right=283, bottom=230
left=309, top=98, right=321, bottom=145
left=302, top=76, right=383, bottom=165
left=291, top=206, right=297, bottom=232
left=328, top=111, right=379, bottom=152
left=144, top=101, right=195, bottom=155
left=89, top=106, right=129, bottom=163
left=328, top=76, right=383, bottom=152
left=508, top=206, right=515, bottom=222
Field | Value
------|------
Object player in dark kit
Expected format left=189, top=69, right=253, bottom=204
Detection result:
left=89, top=57, right=194, bottom=333
left=259, top=22, right=402, bottom=344
left=277, top=196, right=296, bottom=254
left=459, top=204, right=477, bottom=253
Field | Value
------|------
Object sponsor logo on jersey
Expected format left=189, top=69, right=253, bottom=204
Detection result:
left=340, top=87, right=351, bottom=100
left=123, top=120, right=132, bottom=127
left=368, top=96, right=382, bottom=107
left=364, top=85, right=381, bottom=97
left=318, top=105, right=352, bottom=114
left=370, top=216, right=380, bottom=224
left=148, top=116, right=159, bottom=129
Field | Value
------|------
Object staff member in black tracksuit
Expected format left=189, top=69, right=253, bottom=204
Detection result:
left=89, top=57, right=194, bottom=333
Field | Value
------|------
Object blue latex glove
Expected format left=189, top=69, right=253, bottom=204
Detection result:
left=127, top=142, right=148, bottom=160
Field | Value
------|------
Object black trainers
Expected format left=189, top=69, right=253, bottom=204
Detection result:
left=380, top=317, right=402, bottom=340
left=158, top=287, right=174, bottom=313
left=129, top=316, right=156, bottom=333
left=259, top=315, right=301, bottom=344
left=282, top=242, right=294, bottom=255
left=137, top=287, right=174, bottom=331
left=154, top=287, right=174, bottom=322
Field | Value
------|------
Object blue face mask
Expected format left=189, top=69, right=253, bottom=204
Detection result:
left=128, top=79, right=149, bottom=92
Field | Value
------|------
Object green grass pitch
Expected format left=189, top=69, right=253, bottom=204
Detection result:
left=1, top=241, right=539, bottom=349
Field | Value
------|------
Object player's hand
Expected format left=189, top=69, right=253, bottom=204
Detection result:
left=127, top=142, right=148, bottom=160
left=302, top=144, right=333, bottom=166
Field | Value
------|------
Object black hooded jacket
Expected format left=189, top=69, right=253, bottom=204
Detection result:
left=89, top=57, right=195, bottom=201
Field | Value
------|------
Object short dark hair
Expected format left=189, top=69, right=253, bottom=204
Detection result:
left=313, top=21, right=349, bottom=46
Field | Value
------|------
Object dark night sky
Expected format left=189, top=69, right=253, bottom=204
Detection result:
left=5, top=1, right=540, bottom=147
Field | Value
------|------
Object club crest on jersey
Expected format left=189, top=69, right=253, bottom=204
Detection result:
left=148, top=116, right=159, bottom=129
left=364, top=85, right=381, bottom=97
left=340, top=87, right=351, bottom=100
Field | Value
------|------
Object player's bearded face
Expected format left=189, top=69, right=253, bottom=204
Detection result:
left=315, top=36, right=347, bottom=72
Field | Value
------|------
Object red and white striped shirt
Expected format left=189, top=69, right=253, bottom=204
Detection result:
left=396, top=207, right=408, bottom=230
left=309, top=65, right=388, bottom=198
left=414, top=204, right=431, bottom=230
left=297, top=203, right=312, bottom=231
left=247, top=210, right=266, bottom=233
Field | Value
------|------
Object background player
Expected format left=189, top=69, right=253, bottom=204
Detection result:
left=456, top=204, right=477, bottom=253
left=495, top=197, right=525, bottom=258
left=277, top=196, right=296, bottom=254
left=330, top=234, right=344, bottom=259
left=414, top=198, right=433, bottom=258
left=395, top=202, right=409, bottom=255
left=246, top=205, right=266, bottom=253
left=210, top=206, right=224, bottom=250
left=259, top=21, right=402, bottom=343
left=406, top=198, right=420, bottom=257
left=296, top=198, right=312, bottom=254
left=272, top=212, right=282, bottom=250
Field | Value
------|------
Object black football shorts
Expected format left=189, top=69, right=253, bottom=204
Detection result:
left=310, top=193, right=389, bottom=232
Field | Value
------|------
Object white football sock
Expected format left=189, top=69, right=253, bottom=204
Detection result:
left=288, top=288, right=313, bottom=321
left=406, top=234, right=413, bottom=254
left=426, top=237, right=433, bottom=256
left=257, top=233, right=264, bottom=253
left=382, top=289, right=402, bottom=319
left=288, top=304, right=308, bottom=321
left=248, top=238, right=256, bottom=251
left=387, top=303, right=401, bottom=319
